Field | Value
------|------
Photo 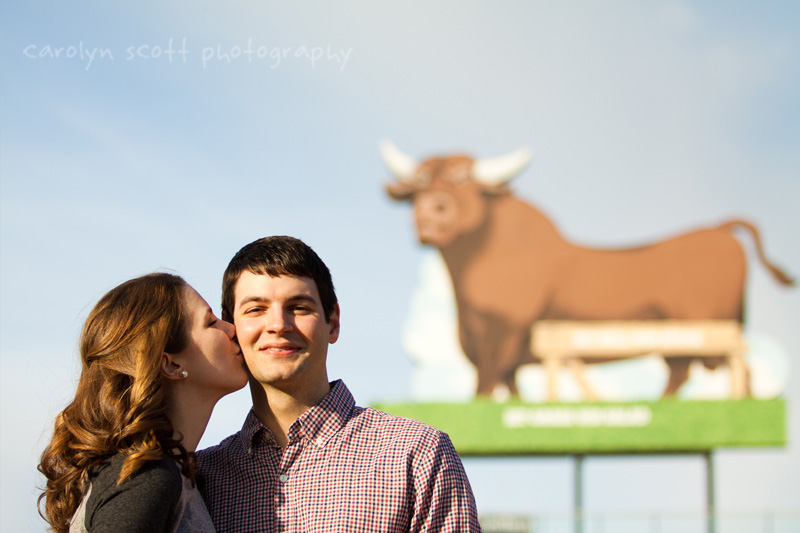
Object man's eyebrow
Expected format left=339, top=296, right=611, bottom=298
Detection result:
left=237, top=295, right=267, bottom=308
left=287, top=294, right=317, bottom=305
left=236, top=294, right=317, bottom=308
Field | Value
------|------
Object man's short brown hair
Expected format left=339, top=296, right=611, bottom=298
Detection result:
left=221, top=236, right=338, bottom=322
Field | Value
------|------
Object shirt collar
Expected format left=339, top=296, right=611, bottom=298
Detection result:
left=239, top=380, right=355, bottom=449
left=241, top=408, right=271, bottom=449
left=294, top=379, right=354, bottom=448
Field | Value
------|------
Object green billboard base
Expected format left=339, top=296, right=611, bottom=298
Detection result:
left=372, top=398, right=786, bottom=455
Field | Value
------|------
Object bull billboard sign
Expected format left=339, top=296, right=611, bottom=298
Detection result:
left=378, top=141, right=792, bottom=454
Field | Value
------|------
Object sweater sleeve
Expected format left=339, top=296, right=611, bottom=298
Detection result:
left=85, top=455, right=183, bottom=533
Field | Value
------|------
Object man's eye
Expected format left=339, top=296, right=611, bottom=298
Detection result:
left=208, top=319, right=217, bottom=327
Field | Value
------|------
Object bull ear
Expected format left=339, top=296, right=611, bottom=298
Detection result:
left=385, top=181, right=417, bottom=201
left=379, top=140, right=418, bottom=180
left=472, top=147, right=533, bottom=186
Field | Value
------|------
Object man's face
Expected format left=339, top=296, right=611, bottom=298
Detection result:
left=232, top=271, right=339, bottom=393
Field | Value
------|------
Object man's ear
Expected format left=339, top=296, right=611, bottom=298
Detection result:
left=161, top=352, right=185, bottom=381
left=328, top=303, right=341, bottom=344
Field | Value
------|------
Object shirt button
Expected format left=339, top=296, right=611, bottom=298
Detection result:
left=279, top=474, right=288, bottom=482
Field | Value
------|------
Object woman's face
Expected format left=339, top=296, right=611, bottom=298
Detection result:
left=175, top=286, right=248, bottom=398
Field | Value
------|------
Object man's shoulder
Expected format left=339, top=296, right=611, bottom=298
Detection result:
left=197, top=431, right=244, bottom=464
left=359, top=406, right=441, bottom=432
left=347, top=405, right=448, bottom=447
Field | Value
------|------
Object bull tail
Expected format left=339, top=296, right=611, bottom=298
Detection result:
left=718, top=220, right=795, bottom=286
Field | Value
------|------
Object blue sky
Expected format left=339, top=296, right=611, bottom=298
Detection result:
left=2, top=1, right=799, bottom=530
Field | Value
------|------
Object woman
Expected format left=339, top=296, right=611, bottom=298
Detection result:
left=38, top=273, right=248, bottom=532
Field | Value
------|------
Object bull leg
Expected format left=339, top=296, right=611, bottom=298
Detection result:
left=501, top=336, right=534, bottom=398
left=471, top=318, right=528, bottom=398
left=663, top=357, right=691, bottom=397
left=503, top=370, right=519, bottom=397
left=459, top=306, right=532, bottom=399
left=475, top=366, right=502, bottom=396
left=457, top=312, right=497, bottom=396
left=475, top=345, right=516, bottom=397
left=496, top=330, right=533, bottom=399
left=472, top=323, right=503, bottom=397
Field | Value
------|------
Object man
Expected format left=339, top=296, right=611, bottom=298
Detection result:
left=198, top=236, right=481, bottom=532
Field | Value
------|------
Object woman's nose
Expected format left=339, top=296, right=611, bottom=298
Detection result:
left=221, top=319, right=236, bottom=339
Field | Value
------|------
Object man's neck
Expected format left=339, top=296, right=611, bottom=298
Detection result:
left=250, top=380, right=331, bottom=449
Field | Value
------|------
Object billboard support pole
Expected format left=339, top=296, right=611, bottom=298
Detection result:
left=574, top=454, right=584, bottom=533
left=706, top=451, right=716, bottom=533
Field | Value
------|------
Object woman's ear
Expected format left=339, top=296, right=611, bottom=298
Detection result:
left=161, top=352, right=186, bottom=381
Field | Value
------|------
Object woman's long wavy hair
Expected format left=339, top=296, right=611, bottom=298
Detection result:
left=38, top=273, right=195, bottom=532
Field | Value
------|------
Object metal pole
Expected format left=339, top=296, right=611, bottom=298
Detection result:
left=650, top=513, right=661, bottom=533
left=705, top=451, right=715, bottom=533
left=764, top=511, right=773, bottom=533
left=575, top=454, right=584, bottom=533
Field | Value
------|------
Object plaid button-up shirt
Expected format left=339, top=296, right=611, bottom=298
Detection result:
left=198, top=380, right=481, bottom=532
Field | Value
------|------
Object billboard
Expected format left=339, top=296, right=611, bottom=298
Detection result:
left=378, top=142, right=792, bottom=454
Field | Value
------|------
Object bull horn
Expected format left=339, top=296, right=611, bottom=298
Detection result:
left=472, top=147, right=533, bottom=186
left=379, top=140, right=418, bottom=181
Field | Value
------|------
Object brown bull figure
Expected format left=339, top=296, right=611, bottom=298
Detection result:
left=382, top=141, right=795, bottom=398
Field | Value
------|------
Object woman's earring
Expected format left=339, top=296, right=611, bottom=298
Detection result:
left=180, top=370, right=188, bottom=379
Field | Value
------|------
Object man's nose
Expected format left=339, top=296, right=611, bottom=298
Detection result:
left=266, top=307, right=293, bottom=333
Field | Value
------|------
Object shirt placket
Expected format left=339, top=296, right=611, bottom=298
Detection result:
left=275, top=425, right=307, bottom=532
left=248, top=429, right=282, bottom=531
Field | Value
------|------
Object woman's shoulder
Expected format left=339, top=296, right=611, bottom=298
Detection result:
left=91, top=453, right=182, bottom=495
left=84, top=453, right=183, bottom=531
